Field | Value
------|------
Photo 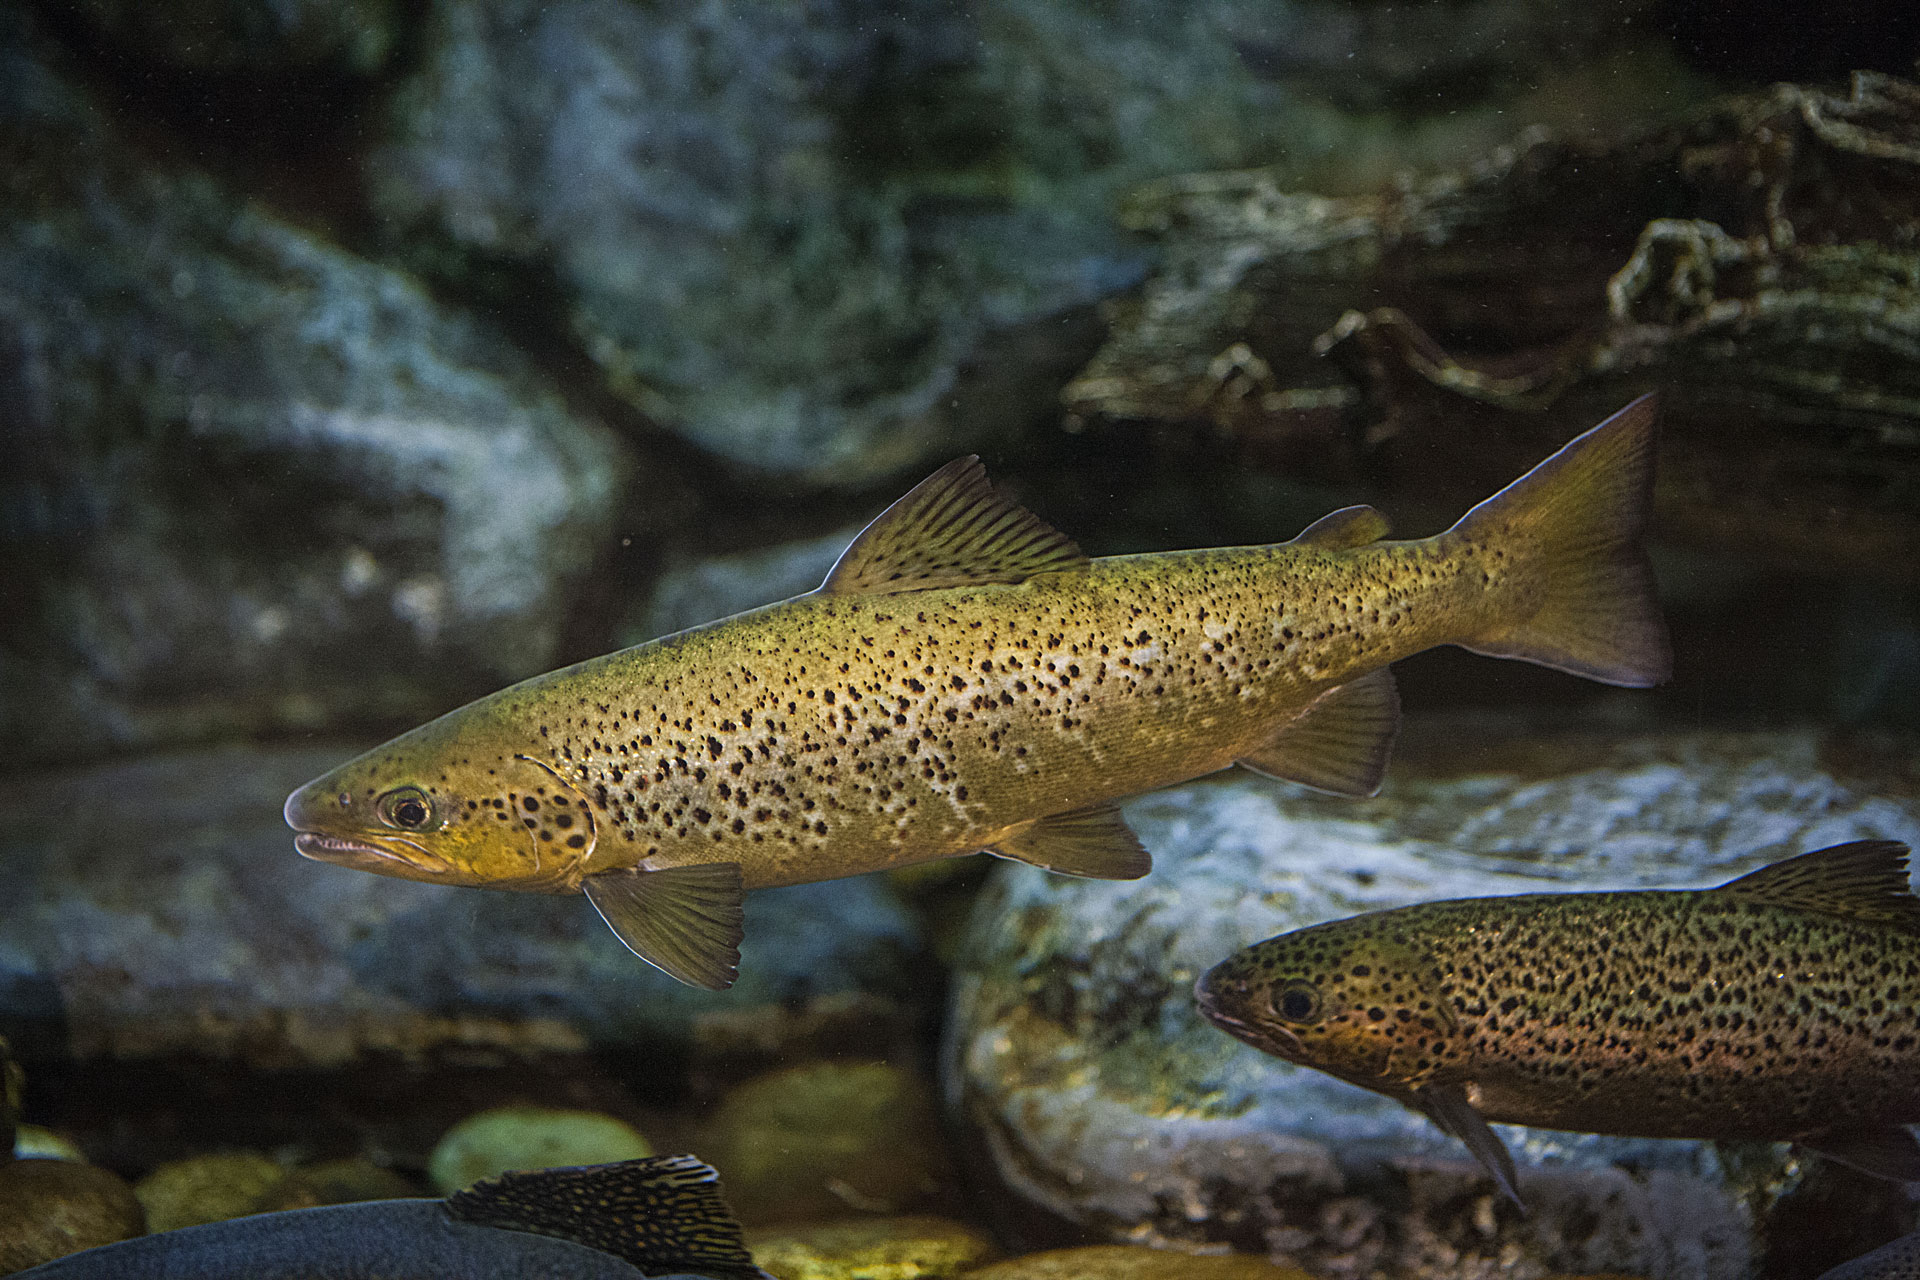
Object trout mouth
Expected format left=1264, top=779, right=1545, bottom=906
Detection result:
left=294, top=831, right=453, bottom=876
left=1195, top=975, right=1306, bottom=1059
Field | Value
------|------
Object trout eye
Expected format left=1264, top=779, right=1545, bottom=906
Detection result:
left=376, top=787, right=436, bottom=831
left=1273, top=981, right=1322, bottom=1024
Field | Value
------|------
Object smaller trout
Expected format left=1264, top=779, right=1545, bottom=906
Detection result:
left=1820, top=1230, right=1920, bottom=1280
left=13, top=1156, right=768, bottom=1280
left=1196, top=840, right=1920, bottom=1205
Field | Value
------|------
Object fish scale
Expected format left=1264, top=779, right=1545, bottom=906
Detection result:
left=287, top=397, right=1668, bottom=989
left=1197, top=839, right=1920, bottom=1206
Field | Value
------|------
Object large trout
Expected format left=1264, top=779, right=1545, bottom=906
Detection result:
left=1197, top=839, right=1920, bottom=1206
left=286, top=398, right=1669, bottom=989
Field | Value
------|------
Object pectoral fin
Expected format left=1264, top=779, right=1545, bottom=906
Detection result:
left=1237, top=667, right=1400, bottom=797
left=990, top=802, right=1152, bottom=880
left=584, top=863, right=745, bottom=991
left=1415, top=1083, right=1524, bottom=1209
left=1801, top=1126, right=1920, bottom=1183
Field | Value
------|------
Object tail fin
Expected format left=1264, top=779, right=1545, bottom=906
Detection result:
left=1452, top=395, right=1671, bottom=687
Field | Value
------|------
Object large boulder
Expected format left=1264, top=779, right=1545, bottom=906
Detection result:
left=0, top=746, right=925, bottom=1069
left=0, top=20, right=634, bottom=768
left=945, top=724, right=1920, bottom=1280
left=365, top=0, right=1695, bottom=484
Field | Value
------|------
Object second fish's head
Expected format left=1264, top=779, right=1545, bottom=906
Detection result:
left=283, top=709, right=598, bottom=892
left=1196, top=913, right=1459, bottom=1089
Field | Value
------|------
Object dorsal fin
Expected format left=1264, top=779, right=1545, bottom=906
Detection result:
left=819, top=456, right=1090, bottom=596
left=445, top=1155, right=770, bottom=1280
left=1715, top=840, right=1920, bottom=930
left=1289, top=504, right=1391, bottom=550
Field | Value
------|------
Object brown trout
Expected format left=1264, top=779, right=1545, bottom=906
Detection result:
left=285, top=398, right=1668, bottom=990
left=1196, top=840, right=1920, bottom=1206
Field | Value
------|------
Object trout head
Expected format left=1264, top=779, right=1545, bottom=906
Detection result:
left=1197, top=918, right=1460, bottom=1092
left=284, top=712, right=598, bottom=893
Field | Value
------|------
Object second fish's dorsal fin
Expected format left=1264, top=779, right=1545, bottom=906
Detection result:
left=446, top=1155, right=771, bottom=1280
left=820, top=456, right=1090, bottom=597
left=1716, top=840, right=1920, bottom=931
left=1289, top=504, right=1391, bottom=550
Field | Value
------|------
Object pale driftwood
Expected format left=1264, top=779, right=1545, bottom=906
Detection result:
left=1066, top=73, right=1920, bottom=579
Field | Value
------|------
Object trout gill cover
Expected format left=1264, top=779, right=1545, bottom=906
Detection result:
left=1196, top=840, right=1920, bottom=1207
left=285, top=398, right=1669, bottom=989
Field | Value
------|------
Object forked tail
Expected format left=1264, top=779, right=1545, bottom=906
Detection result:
left=1451, top=395, right=1672, bottom=687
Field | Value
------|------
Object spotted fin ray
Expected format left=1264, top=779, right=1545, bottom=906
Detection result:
left=819, top=455, right=1090, bottom=596
left=447, top=1155, right=771, bottom=1280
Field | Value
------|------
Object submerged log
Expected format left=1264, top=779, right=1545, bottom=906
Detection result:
left=1065, top=72, right=1920, bottom=579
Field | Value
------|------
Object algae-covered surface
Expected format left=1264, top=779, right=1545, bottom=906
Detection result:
left=5, top=3, right=1919, bottom=1278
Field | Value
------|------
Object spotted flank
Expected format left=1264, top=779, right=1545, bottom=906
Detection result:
left=286, top=398, right=1668, bottom=988
left=1196, top=840, right=1920, bottom=1207
left=1818, top=1227, right=1920, bottom=1280
left=447, top=1155, right=770, bottom=1280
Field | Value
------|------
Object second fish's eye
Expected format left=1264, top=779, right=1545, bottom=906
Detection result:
left=377, top=787, right=435, bottom=831
left=1274, top=982, right=1321, bottom=1023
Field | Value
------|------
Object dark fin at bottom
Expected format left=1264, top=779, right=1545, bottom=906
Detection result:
left=990, top=801, right=1151, bottom=879
left=1802, top=1126, right=1920, bottom=1182
left=446, top=1155, right=771, bottom=1280
left=585, top=862, right=745, bottom=990
left=1415, top=1084, right=1525, bottom=1210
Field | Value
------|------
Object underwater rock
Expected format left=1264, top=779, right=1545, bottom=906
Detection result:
left=704, top=1060, right=958, bottom=1227
left=55, top=0, right=398, bottom=76
left=0, top=1035, right=18, bottom=1157
left=0, top=24, right=634, bottom=770
left=12, top=1127, right=86, bottom=1165
left=1064, top=72, right=1920, bottom=585
left=0, top=1158, right=145, bottom=1273
left=966, top=1245, right=1313, bottom=1279
left=133, top=1150, right=299, bottom=1232
left=0, top=746, right=926, bottom=1069
left=272, top=1157, right=416, bottom=1208
left=364, top=0, right=1698, bottom=484
left=427, top=1104, right=653, bottom=1195
left=946, top=723, right=1920, bottom=1280
left=745, top=1215, right=1000, bottom=1280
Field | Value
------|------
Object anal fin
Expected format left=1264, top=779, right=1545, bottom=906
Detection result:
left=1416, top=1083, right=1524, bottom=1209
left=1802, top=1126, right=1920, bottom=1183
left=991, top=802, right=1151, bottom=880
left=1237, top=667, right=1400, bottom=797
left=584, top=862, right=745, bottom=991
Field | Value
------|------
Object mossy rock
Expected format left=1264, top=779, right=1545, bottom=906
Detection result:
left=0, top=1158, right=145, bottom=1272
left=747, top=1215, right=999, bottom=1279
left=966, top=1246, right=1312, bottom=1279
left=134, top=1151, right=298, bottom=1232
left=428, top=1104, right=653, bottom=1195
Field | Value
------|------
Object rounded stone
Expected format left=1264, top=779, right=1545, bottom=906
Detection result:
left=13, top=1124, right=88, bottom=1163
left=428, top=1105, right=653, bottom=1195
left=134, top=1151, right=293, bottom=1233
left=0, top=1158, right=146, bottom=1272
left=705, top=1060, right=955, bottom=1225
left=966, top=1245, right=1313, bottom=1279
left=746, top=1216, right=999, bottom=1280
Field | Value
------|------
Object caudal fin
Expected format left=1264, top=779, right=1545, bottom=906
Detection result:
left=1452, top=395, right=1671, bottom=687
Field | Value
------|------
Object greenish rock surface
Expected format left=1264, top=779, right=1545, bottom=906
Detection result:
left=0, top=745, right=926, bottom=1068
left=0, top=21, right=634, bottom=769
left=0, top=1158, right=145, bottom=1273
left=946, top=723, right=1920, bottom=1280
left=427, top=1104, right=653, bottom=1194
left=133, top=1150, right=295, bottom=1233
left=12, top=1126, right=86, bottom=1164
left=746, top=1215, right=1000, bottom=1280
left=705, top=1060, right=957, bottom=1227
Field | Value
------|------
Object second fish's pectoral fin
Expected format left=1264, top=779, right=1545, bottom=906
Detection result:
left=1289, top=504, right=1391, bottom=549
left=1237, top=668, right=1401, bottom=797
left=1802, top=1126, right=1920, bottom=1183
left=819, top=455, right=1090, bottom=596
left=584, top=863, right=745, bottom=991
left=1415, top=1083, right=1524, bottom=1209
left=991, top=802, right=1152, bottom=880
